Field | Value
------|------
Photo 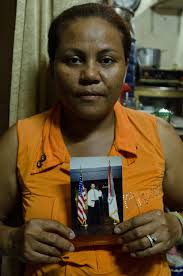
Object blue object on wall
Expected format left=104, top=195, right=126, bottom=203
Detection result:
left=125, top=37, right=137, bottom=95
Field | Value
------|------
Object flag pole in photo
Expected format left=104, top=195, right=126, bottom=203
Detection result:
left=108, top=160, right=120, bottom=223
left=77, top=167, right=88, bottom=227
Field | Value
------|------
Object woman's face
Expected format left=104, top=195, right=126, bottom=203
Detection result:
left=53, top=17, right=126, bottom=120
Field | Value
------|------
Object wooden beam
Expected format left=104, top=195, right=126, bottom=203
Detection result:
left=175, top=11, right=183, bottom=69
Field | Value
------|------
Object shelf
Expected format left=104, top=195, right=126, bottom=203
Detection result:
left=175, top=128, right=183, bottom=136
left=135, top=87, right=183, bottom=97
left=135, top=87, right=183, bottom=108
left=152, top=0, right=183, bottom=15
left=138, top=79, right=183, bottom=87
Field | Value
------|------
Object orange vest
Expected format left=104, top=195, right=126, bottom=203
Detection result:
left=17, top=102, right=170, bottom=275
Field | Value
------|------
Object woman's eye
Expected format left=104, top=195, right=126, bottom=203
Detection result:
left=67, top=56, right=82, bottom=65
left=100, top=57, right=114, bottom=66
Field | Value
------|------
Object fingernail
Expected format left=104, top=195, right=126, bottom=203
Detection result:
left=114, top=227, right=121, bottom=234
left=131, top=253, right=136, bottom=257
left=122, top=245, right=129, bottom=252
left=69, top=244, right=75, bottom=252
left=56, top=258, right=61, bottom=263
left=118, top=238, right=123, bottom=244
left=69, top=231, right=75, bottom=239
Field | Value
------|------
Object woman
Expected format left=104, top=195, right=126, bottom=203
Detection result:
left=0, top=3, right=183, bottom=275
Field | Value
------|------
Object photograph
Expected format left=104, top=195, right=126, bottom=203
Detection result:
left=70, top=156, right=122, bottom=238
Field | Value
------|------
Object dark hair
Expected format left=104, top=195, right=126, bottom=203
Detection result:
left=48, top=3, right=131, bottom=64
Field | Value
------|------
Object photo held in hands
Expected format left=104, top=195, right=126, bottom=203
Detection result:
left=70, top=156, right=123, bottom=247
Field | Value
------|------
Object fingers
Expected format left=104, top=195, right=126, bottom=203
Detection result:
left=120, top=225, right=172, bottom=257
left=23, top=250, right=61, bottom=264
left=32, top=240, right=62, bottom=257
left=114, top=210, right=162, bottom=235
left=130, top=242, right=165, bottom=258
left=33, top=219, right=75, bottom=240
left=37, top=232, right=75, bottom=252
left=121, top=234, right=159, bottom=253
left=13, top=219, right=76, bottom=264
left=113, top=210, right=175, bottom=258
left=120, top=222, right=157, bottom=243
left=126, top=231, right=172, bottom=258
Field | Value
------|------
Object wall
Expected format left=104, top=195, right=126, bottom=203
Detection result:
left=133, top=8, right=181, bottom=69
left=0, top=0, right=17, bottom=134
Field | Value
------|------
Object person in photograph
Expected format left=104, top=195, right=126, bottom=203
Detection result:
left=1, top=2, right=183, bottom=276
left=87, top=183, right=101, bottom=225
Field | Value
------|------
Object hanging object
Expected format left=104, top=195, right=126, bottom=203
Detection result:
left=112, top=0, right=141, bottom=12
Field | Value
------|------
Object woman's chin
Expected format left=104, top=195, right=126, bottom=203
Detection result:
left=71, top=107, right=111, bottom=122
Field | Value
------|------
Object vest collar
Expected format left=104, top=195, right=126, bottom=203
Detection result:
left=31, top=102, right=137, bottom=174
left=31, top=104, right=69, bottom=174
left=114, top=102, right=137, bottom=156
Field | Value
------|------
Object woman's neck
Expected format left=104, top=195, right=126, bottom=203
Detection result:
left=60, top=109, right=115, bottom=156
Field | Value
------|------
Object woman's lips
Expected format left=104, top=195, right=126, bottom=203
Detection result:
left=75, top=92, right=106, bottom=101
left=78, top=95, right=104, bottom=101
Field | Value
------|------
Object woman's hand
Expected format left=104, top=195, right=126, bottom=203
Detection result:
left=114, top=210, right=182, bottom=257
left=9, top=219, right=75, bottom=264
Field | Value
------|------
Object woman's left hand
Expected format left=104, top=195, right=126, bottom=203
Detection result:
left=114, top=210, right=182, bottom=257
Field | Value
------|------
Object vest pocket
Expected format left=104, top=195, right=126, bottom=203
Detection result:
left=51, top=197, right=71, bottom=227
left=23, top=194, right=56, bottom=222
left=24, top=194, right=71, bottom=227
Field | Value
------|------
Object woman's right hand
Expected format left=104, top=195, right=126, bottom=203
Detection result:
left=10, top=219, right=75, bottom=264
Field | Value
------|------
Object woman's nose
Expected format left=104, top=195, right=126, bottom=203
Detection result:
left=79, top=62, right=100, bottom=85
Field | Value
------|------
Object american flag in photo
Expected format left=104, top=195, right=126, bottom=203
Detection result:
left=77, top=171, right=87, bottom=225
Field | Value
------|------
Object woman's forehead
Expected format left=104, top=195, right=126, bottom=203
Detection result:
left=57, top=17, right=123, bottom=51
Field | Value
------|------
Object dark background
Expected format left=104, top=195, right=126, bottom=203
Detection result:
left=0, top=2, right=17, bottom=272
left=0, top=0, right=17, bottom=134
